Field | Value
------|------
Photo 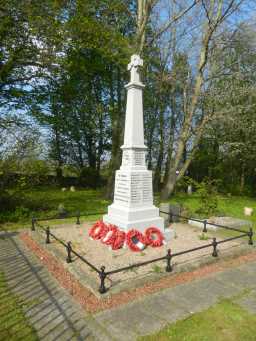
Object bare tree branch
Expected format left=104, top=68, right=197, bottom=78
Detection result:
left=150, top=0, right=201, bottom=44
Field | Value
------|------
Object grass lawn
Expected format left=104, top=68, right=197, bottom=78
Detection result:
left=0, top=188, right=255, bottom=233
left=139, top=298, right=256, bottom=341
left=0, top=188, right=111, bottom=231
left=170, top=193, right=256, bottom=223
left=169, top=193, right=256, bottom=224
left=169, top=193, right=256, bottom=238
left=0, top=270, right=38, bottom=340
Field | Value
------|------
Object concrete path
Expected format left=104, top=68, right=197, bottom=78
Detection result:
left=94, top=261, right=256, bottom=340
left=0, top=231, right=113, bottom=341
left=1, top=231, right=256, bottom=341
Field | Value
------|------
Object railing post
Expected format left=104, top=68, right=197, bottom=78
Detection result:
left=31, top=217, right=36, bottom=231
left=170, top=212, right=173, bottom=223
left=66, top=241, right=72, bottom=263
left=212, top=237, right=218, bottom=257
left=203, top=220, right=207, bottom=233
left=76, top=210, right=80, bottom=225
left=248, top=228, right=253, bottom=245
left=46, top=226, right=50, bottom=244
left=166, top=249, right=172, bottom=272
left=99, top=266, right=107, bottom=294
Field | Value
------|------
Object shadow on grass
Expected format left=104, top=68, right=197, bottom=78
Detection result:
left=0, top=229, right=93, bottom=340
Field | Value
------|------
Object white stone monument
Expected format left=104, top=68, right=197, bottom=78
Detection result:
left=103, top=55, right=164, bottom=233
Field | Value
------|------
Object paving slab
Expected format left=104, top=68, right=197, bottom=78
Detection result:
left=95, top=300, right=167, bottom=340
left=141, top=291, right=191, bottom=321
left=214, top=267, right=256, bottom=290
left=235, top=290, right=256, bottom=314
left=187, top=275, right=243, bottom=299
left=237, top=261, right=256, bottom=274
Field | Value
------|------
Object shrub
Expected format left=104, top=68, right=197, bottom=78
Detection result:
left=184, top=177, right=219, bottom=217
left=79, top=167, right=99, bottom=188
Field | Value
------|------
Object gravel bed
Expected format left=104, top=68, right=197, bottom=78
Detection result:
left=48, top=222, right=244, bottom=286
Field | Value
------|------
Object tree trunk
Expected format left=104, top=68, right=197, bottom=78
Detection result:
left=153, top=110, right=164, bottom=191
left=147, top=123, right=155, bottom=170
left=96, top=114, right=103, bottom=176
left=53, top=122, right=63, bottom=186
left=105, top=67, right=123, bottom=199
left=163, top=102, right=176, bottom=186
left=161, top=165, right=177, bottom=200
left=240, top=162, right=245, bottom=193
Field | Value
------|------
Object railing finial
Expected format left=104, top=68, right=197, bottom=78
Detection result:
left=99, top=266, right=107, bottom=294
left=166, top=249, right=172, bottom=272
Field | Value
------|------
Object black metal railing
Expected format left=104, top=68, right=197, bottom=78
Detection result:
left=159, top=210, right=254, bottom=236
left=31, top=210, right=254, bottom=294
left=34, top=210, right=106, bottom=224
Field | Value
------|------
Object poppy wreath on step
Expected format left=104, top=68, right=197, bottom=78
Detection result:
left=89, top=221, right=107, bottom=240
left=101, top=224, right=118, bottom=245
left=145, top=227, right=164, bottom=247
left=112, top=230, right=126, bottom=250
left=126, top=229, right=147, bottom=252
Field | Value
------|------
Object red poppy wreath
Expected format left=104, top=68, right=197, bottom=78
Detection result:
left=126, top=229, right=147, bottom=252
left=101, top=224, right=118, bottom=245
left=89, top=221, right=107, bottom=240
left=145, top=227, right=164, bottom=247
left=112, top=230, right=126, bottom=250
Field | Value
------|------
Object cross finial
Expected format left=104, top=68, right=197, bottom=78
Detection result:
left=127, top=55, right=143, bottom=83
left=128, top=54, right=143, bottom=71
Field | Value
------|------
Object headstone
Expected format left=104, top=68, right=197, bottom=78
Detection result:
left=169, top=205, right=181, bottom=223
left=187, top=185, right=192, bottom=195
left=244, top=207, right=253, bottom=216
left=70, top=186, right=76, bottom=192
left=58, top=204, right=67, bottom=218
left=188, top=216, right=252, bottom=230
left=103, top=55, right=164, bottom=233
left=212, top=216, right=253, bottom=228
left=61, top=187, right=67, bottom=192
left=159, top=203, right=171, bottom=228
left=188, top=219, right=218, bottom=231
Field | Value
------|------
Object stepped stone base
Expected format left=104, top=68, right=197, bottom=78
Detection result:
left=103, top=206, right=164, bottom=233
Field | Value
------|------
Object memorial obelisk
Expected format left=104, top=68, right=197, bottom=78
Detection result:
left=103, top=55, right=164, bottom=233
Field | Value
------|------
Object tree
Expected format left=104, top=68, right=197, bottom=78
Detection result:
left=190, top=23, right=256, bottom=194
left=0, top=0, right=65, bottom=116
left=161, top=0, right=246, bottom=199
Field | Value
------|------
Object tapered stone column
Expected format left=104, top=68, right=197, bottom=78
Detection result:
left=103, top=55, right=164, bottom=233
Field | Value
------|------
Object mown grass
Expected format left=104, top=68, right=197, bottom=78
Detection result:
left=1, top=188, right=256, bottom=233
left=169, top=193, right=256, bottom=239
left=0, top=271, right=38, bottom=340
left=0, top=188, right=110, bottom=231
left=170, top=193, right=256, bottom=223
left=139, top=298, right=256, bottom=341
left=21, top=187, right=109, bottom=217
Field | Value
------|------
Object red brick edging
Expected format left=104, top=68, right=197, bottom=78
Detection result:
left=20, top=231, right=256, bottom=313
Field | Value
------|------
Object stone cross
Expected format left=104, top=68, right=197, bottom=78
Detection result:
left=128, top=54, right=143, bottom=83
left=103, top=54, right=164, bottom=233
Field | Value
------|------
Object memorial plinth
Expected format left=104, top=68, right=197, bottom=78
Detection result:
left=103, top=55, right=164, bottom=233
